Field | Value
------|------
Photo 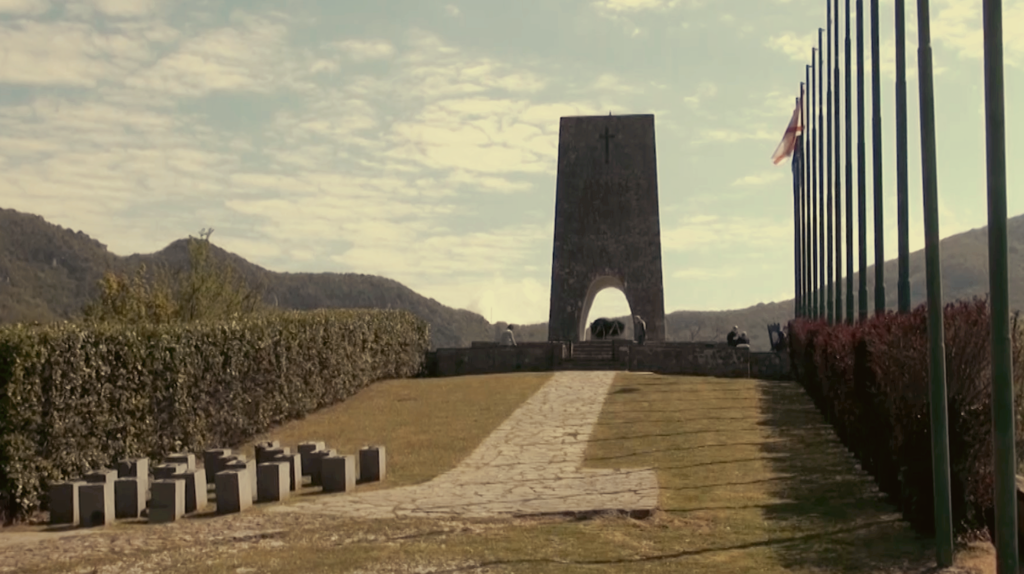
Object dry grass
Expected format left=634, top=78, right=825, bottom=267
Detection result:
left=3, top=372, right=998, bottom=574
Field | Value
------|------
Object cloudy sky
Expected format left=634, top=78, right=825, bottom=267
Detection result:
left=2, top=0, right=1022, bottom=326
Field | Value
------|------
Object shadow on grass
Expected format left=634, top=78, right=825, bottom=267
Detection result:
left=754, top=380, right=937, bottom=572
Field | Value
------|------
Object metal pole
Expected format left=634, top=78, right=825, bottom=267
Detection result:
left=826, top=13, right=835, bottom=325
left=819, top=30, right=826, bottom=321
left=871, top=0, right=885, bottom=316
left=795, top=96, right=803, bottom=319
left=812, top=50, right=819, bottom=319
left=896, top=0, right=911, bottom=313
left=916, top=0, right=954, bottom=565
left=981, top=0, right=1019, bottom=571
left=857, top=0, right=868, bottom=321
left=845, top=0, right=855, bottom=324
left=834, top=0, right=843, bottom=325
left=806, top=66, right=813, bottom=319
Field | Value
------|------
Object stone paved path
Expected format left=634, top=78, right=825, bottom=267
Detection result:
left=269, top=371, right=660, bottom=519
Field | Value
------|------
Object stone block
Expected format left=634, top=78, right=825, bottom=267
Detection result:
left=223, top=458, right=258, bottom=502
left=164, top=452, right=196, bottom=472
left=49, top=481, right=84, bottom=525
left=149, top=479, right=185, bottom=523
left=321, top=455, right=356, bottom=493
left=83, top=468, right=118, bottom=484
left=307, top=449, right=337, bottom=486
left=203, top=448, right=232, bottom=484
left=258, top=446, right=289, bottom=465
left=254, top=440, right=281, bottom=465
left=114, top=477, right=146, bottom=519
left=359, top=446, right=387, bottom=483
left=171, top=468, right=208, bottom=513
left=116, top=458, right=149, bottom=481
left=270, top=452, right=301, bottom=491
left=79, top=482, right=114, bottom=527
left=297, top=441, right=325, bottom=476
left=152, top=462, right=187, bottom=480
left=256, top=462, right=290, bottom=502
left=215, top=470, right=252, bottom=514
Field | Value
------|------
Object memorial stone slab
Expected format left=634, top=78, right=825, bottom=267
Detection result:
left=114, top=477, right=146, bottom=519
left=215, top=470, right=252, bottom=514
left=79, top=482, right=114, bottom=527
left=270, top=452, right=301, bottom=491
left=256, top=462, right=290, bottom=502
left=203, top=448, right=232, bottom=484
left=297, top=441, right=325, bottom=476
left=116, top=458, right=149, bottom=481
left=83, top=468, right=118, bottom=484
left=359, top=446, right=387, bottom=483
left=171, top=468, right=208, bottom=513
left=307, top=449, right=337, bottom=487
left=164, top=452, right=196, bottom=472
left=223, top=459, right=258, bottom=502
left=254, top=440, right=281, bottom=465
left=321, top=455, right=356, bottom=493
left=48, top=481, right=85, bottom=525
left=152, top=463, right=187, bottom=480
left=149, top=479, right=185, bottom=523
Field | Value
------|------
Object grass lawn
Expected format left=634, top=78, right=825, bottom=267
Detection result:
left=4, top=372, right=996, bottom=574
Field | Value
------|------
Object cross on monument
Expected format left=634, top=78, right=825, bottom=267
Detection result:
left=598, top=126, right=615, bottom=164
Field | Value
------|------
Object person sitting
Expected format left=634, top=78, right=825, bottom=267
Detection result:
left=727, top=326, right=740, bottom=347
left=737, top=331, right=750, bottom=346
left=501, top=324, right=517, bottom=346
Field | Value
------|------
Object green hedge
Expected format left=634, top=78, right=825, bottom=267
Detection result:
left=0, top=308, right=429, bottom=523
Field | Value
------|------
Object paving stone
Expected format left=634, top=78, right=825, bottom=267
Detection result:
left=270, top=452, right=301, bottom=491
left=48, top=481, right=85, bottom=525
left=257, top=462, right=290, bottom=502
left=215, top=470, right=252, bottom=514
left=322, top=455, right=356, bottom=493
left=171, top=468, right=207, bottom=513
left=203, top=449, right=232, bottom=484
left=149, top=479, right=185, bottom=523
left=114, top=477, right=146, bottom=519
left=269, top=372, right=659, bottom=520
left=163, top=452, right=196, bottom=472
left=79, top=482, right=114, bottom=527
left=358, top=446, right=386, bottom=483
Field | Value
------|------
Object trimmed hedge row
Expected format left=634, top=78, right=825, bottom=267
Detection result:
left=0, top=308, right=429, bottom=523
left=789, top=298, right=1024, bottom=539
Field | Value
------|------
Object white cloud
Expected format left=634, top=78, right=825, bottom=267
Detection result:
left=732, top=171, right=784, bottom=186
left=594, top=0, right=682, bottom=13
left=683, top=81, right=717, bottom=108
left=334, top=39, right=396, bottom=62
left=765, top=32, right=818, bottom=63
left=662, top=216, right=790, bottom=253
left=673, top=268, right=740, bottom=279
left=0, top=0, right=50, bottom=16
left=445, top=4, right=460, bottom=17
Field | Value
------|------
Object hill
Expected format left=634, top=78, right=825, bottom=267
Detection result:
left=3, top=207, right=1024, bottom=351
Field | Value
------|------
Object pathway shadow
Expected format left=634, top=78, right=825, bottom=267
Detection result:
left=754, top=380, right=938, bottom=572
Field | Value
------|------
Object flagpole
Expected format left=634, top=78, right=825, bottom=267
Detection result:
left=812, top=48, right=819, bottom=320
left=834, top=0, right=843, bottom=324
left=871, top=0, right=885, bottom=316
left=826, top=8, right=835, bottom=326
left=794, top=95, right=803, bottom=319
left=857, top=0, right=868, bottom=322
left=806, top=65, right=813, bottom=319
left=981, top=0, right=1019, bottom=570
left=845, top=0, right=855, bottom=324
left=895, top=0, right=911, bottom=313
left=916, top=0, right=954, bottom=565
left=818, top=29, right=826, bottom=321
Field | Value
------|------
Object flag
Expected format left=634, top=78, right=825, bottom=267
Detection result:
left=771, top=86, right=805, bottom=165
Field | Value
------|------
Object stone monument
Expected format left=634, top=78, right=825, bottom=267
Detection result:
left=547, top=114, right=666, bottom=343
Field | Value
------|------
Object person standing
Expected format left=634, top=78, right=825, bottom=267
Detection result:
left=634, top=315, right=647, bottom=345
left=727, top=326, right=740, bottom=347
left=501, top=324, right=517, bottom=346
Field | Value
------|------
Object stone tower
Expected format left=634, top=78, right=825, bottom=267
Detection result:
left=547, top=114, right=667, bottom=342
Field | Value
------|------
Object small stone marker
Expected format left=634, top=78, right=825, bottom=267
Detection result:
left=270, top=452, right=301, bottom=491
left=172, top=468, right=208, bottom=513
left=48, top=481, right=84, bottom=525
left=116, top=458, right=149, bottom=481
left=215, top=470, right=252, bottom=514
left=321, top=455, right=356, bottom=493
left=152, top=463, right=187, bottom=480
left=203, top=448, right=232, bottom=484
left=254, top=440, right=281, bottom=465
left=256, top=462, right=290, bottom=502
left=307, top=449, right=337, bottom=487
left=149, top=479, right=185, bottom=523
left=297, top=441, right=326, bottom=477
left=83, top=468, right=118, bottom=484
left=79, top=482, right=114, bottom=527
left=359, top=446, right=387, bottom=483
left=114, top=477, right=146, bottom=519
left=223, top=458, right=258, bottom=502
left=164, top=452, right=196, bottom=472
